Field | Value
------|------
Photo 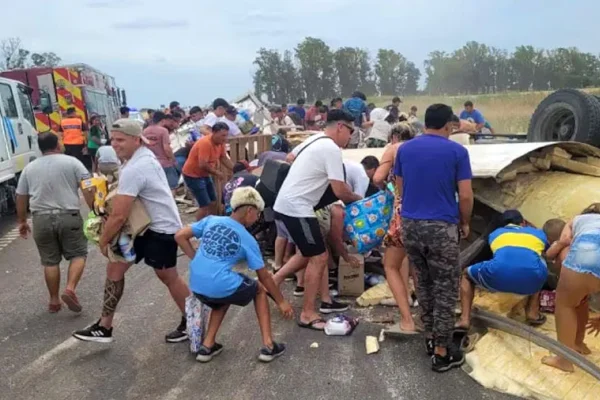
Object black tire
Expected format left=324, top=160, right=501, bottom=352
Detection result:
left=527, top=89, right=600, bottom=146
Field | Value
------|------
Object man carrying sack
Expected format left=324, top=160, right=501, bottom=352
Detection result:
left=73, top=119, right=191, bottom=344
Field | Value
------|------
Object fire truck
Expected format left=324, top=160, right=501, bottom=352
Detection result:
left=0, top=76, right=39, bottom=214
left=0, top=63, right=124, bottom=133
left=0, top=64, right=125, bottom=215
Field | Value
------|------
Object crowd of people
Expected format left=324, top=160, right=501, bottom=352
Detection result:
left=12, top=90, right=600, bottom=375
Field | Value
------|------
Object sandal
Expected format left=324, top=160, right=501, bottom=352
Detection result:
left=298, top=318, right=326, bottom=331
left=526, top=314, right=547, bottom=327
left=48, top=303, right=62, bottom=313
left=385, top=324, right=420, bottom=336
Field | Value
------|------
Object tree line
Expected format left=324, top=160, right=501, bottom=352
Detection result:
left=0, top=37, right=62, bottom=71
left=253, top=38, right=600, bottom=103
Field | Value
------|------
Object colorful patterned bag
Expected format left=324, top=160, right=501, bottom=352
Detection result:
left=185, top=295, right=211, bottom=353
left=344, top=190, right=394, bottom=254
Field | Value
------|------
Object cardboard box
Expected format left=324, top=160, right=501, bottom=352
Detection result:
left=338, top=254, right=364, bottom=296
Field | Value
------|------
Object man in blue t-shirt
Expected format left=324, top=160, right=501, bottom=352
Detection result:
left=343, top=91, right=369, bottom=128
left=287, top=98, right=306, bottom=123
left=459, top=100, right=494, bottom=133
left=456, top=210, right=549, bottom=332
left=175, top=186, right=293, bottom=363
left=394, top=103, right=474, bottom=373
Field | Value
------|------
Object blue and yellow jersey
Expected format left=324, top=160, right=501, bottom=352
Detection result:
left=488, top=224, right=548, bottom=263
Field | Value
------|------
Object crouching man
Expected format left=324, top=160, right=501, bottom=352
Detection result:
left=175, top=186, right=294, bottom=363
left=456, top=210, right=549, bottom=330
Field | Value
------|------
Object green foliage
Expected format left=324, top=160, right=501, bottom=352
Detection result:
left=424, top=41, right=600, bottom=95
left=253, top=38, right=600, bottom=104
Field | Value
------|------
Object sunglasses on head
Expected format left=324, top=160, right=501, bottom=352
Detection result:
left=339, top=122, right=354, bottom=131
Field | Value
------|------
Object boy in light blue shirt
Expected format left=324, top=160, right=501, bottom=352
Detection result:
left=175, top=186, right=293, bottom=363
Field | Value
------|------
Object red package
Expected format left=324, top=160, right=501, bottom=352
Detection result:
left=540, top=290, right=556, bottom=313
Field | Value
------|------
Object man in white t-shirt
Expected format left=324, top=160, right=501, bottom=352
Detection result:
left=263, top=106, right=296, bottom=135
left=222, top=106, right=242, bottom=137
left=73, top=119, right=191, bottom=344
left=274, top=109, right=362, bottom=330
left=200, top=98, right=230, bottom=136
left=343, top=160, right=370, bottom=197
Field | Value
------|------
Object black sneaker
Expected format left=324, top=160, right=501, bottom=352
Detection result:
left=165, top=316, right=188, bottom=343
left=258, top=342, right=286, bottom=362
left=319, top=300, right=349, bottom=314
left=329, top=269, right=338, bottom=282
left=73, top=320, right=113, bottom=343
left=293, top=286, right=305, bottom=297
left=195, top=343, right=224, bottom=363
left=431, top=347, right=465, bottom=373
left=425, top=338, right=434, bottom=356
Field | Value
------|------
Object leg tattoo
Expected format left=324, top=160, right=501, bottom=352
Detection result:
left=102, top=278, right=125, bottom=317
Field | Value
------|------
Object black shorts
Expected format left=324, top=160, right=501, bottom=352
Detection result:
left=194, top=275, right=258, bottom=310
left=275, top=212, right=326, bottom=257
left=64, top=144, right=92, bottom=169
left=64, top=144, right=85, bottom=158
left=133, top=229, right=178, bottom=269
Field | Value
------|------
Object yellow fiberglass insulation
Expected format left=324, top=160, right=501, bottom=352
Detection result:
left=468, top=290, right=600, bottom=399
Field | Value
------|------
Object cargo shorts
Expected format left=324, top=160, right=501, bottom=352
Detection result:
left=32, top=211, right=88, bottom=266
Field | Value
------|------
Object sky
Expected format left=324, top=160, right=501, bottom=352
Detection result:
left=1, top=0, right=599, bottom=108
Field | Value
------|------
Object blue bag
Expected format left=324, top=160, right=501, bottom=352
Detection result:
left=344, top=190, right=394, bottom=254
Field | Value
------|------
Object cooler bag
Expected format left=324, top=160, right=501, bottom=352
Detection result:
left=344, top=190, right=394, bottom=253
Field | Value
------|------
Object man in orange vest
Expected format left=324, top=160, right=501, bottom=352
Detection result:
left=60, top=107, right=90, bottom=169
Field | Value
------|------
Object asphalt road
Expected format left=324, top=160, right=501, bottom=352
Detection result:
left=0, top=209, right=518, bottom=400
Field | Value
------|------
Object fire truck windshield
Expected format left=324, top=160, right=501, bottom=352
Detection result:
left=17, top=84, right=36, bottom=127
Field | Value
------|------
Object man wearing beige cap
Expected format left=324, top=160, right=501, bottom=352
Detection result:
left=73, top=119, right=191, bottom=343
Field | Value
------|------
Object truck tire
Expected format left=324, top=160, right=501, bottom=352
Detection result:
left=527, top=89, right=600, bottom=146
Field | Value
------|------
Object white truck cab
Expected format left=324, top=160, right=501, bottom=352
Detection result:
left=0, top=77, right=40, bottom=214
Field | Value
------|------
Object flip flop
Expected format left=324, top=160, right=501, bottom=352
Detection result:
left=298, top=318, right=326, bottom=331
left=526, top=314, right=547, bottom=327
left=385, top=323, right=420, bottom=336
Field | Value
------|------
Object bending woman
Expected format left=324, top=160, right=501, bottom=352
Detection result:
left=542, top=203, right=600, bottom=372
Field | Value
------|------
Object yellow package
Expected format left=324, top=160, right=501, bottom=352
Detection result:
left=81, top=175, right=108, bottom=215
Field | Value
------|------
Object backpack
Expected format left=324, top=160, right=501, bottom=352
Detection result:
left=256, top=136, right=345, bottom=210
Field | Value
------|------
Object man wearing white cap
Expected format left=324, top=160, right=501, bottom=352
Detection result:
left=73, top=119, right=191, bottom=344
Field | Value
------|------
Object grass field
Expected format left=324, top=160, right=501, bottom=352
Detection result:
left=373, top=88, right=600, bottom=133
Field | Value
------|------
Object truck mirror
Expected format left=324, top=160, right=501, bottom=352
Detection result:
left=39, top=92, right=53, bottom=114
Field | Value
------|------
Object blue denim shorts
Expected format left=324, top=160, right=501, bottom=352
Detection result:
left=563, top=234, right=600, bottom=279
left=163, top=166, right=180, bottom=189
left=175, top=155, right=187, bottom=172
left=183, top=175, right=216, bottom=207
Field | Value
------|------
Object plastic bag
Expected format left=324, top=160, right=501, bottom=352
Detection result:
left=539, top=290, right=556, bottom=313
left=324, top=314, right=359, bottom=336
left=344, top=190, right=394, bottom=253
left=83, top=211, right=102, bottom=243
left=185, top=295, right=211, bottom=353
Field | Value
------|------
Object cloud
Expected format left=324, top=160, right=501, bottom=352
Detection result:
left=246, top=28, right=299, bottom=37
left=85, top=0, right=140, bottom=8
left=242, top=9, right=284, bottom=21
left=112, top=19, right=189, bottom=30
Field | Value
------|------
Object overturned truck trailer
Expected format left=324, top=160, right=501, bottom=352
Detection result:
left=343, top=141, right=600, bottom=230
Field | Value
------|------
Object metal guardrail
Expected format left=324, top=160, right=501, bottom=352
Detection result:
left=472, top=308, right=600, bottom=381
left=459, top=221, right=600, bottom=382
